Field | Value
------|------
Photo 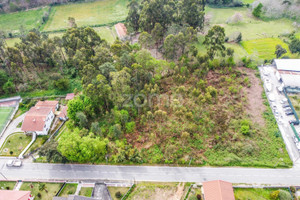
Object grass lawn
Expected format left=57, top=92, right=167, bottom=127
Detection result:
left=241, top=38, right=292, bottom=60
left=59, top=183, right=78, bottom=197
left=79, top=187, right=93, bottom=197
left=234, top=188, right=290, bottom=200
left=108, top=187, right=129, bottom=200
left=0, top=107, right=14, bottom=133
left=0, top=181, right=16, bottom=190
left=0, top=7, right=49, bottom=34
left=25, top=136, right=48, bottom=155
left=20, top=182, right=63, bottom=200
left=186, top=187, right=202, bottom=200
left=5, top=38, right=21, bottom=47
left=296, top=32, right=300, bottom=39
left=43, top=0, right=129, bottom=31
left=0, top=133, right=31, bottom=156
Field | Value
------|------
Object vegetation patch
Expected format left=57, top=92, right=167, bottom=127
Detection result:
left=79, top=187, right=93, bottom=197
left=59, top=183, right=78, bottom=197
left=43, top=0, right=128, bottom=31
left=0, top=181, right=16, bottom=190
left=241, top=38, right=292, bottom=60
left=234, top=188, right=292, bottom=200
left=108, top=187, right=130, bottom=200
left=0, top=133, right=31, bottom=156
left=20, top=182, right=63, bottom=200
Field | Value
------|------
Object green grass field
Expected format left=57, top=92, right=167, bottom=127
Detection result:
left=241, top=38, right=292, bottom=60
left=206, top=7, right=295, bottom=41
left=234, top=188, right=290, bottom=200
left=0, top=107, right=14, bottom=133
left=20, top=182, right=63, bottom=200
left=43, top=0, right=128, bottom=31
left=0, top=7, right=49, bottom=34
left=0, top=181, right=16, bottom=190
left=0, top=133, right=31, bottom=156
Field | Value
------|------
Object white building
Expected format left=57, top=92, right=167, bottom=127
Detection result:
left=274, top=59, right=300, bottom=93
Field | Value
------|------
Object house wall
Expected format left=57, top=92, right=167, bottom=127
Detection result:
left=40, top=111, right=55, bottom=135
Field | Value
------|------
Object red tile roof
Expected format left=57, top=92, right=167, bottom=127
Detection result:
left=21, top=107, right=52, bottom=132
left=65, top=93, right=75, bottom=100
left=202, top=180, right=235, bottom=200
left=0, top=190, right=31, bottom=200
left=35, top=100, right=58, bottom=112
left=58, top=106, right=68, bottom=118
left=115, top=23, right=127, bottom=39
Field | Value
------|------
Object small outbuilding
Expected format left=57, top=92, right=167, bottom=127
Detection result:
left=65, top=93, right=75, bottom=100
left=202, top=180, right=235, bottom=200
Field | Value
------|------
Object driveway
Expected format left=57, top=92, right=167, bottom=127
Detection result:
left=0, top=113, right=26, bottom=148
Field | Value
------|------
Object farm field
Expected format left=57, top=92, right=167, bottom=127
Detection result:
left=43, top=0, right=128, bottom=31
left=241, top=38, right=292, bottom=60
left=0, top=107, right=14, bottom=133
left=0, top=133, right=31, bottom=156
left=0, top=7, right=49, bottom=34
left=20, top=182, right=63, bottom=200
left=234, top=188, right=291, bottom=200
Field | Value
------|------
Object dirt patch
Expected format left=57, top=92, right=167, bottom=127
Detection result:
left=239, top=67, right=266, bottom=127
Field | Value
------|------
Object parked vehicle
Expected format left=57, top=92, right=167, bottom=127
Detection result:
left=6, top=159, right=22, bottom=167
left=293, top=136, right=299, bottom=143
left=285, top=111, right=294, bottom=116
left=280, top=98, right=288, bottom=104
left=284, top=108, right=292, bottom=112
left=282, top=104, right=290, bottom=108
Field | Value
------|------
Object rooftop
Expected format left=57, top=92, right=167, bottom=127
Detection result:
left=202, top=180, right=235, bottom=200
left=274, top=59, right=300, bottom=72
left=35, top=100, right=59, bottom=112
left=0, top=190, right=32, bottom=200
left=65, top=93, right=75, bottom=100
left=21, top=107, right=53, bottom=132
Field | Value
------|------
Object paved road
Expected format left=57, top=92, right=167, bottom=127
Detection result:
left=1, top=160, right=300, bottom=185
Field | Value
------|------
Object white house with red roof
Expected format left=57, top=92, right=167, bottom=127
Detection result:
left=0, top=190, right=33, bottom=200
left=21, top=100, right=58, bottom=135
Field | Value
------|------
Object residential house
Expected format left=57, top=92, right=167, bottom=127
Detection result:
left=202, top=180, right=235, bottom=200
left=0, top=190, right=33, bottom=200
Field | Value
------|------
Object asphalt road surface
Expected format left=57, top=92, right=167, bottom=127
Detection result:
left=1, top=160, right=300, bottom=185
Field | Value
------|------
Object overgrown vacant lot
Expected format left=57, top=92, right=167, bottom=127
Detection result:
left=128, top=182, right=185, bottom=200
left=127, top=67, right=291, bottom=167
left=43, top=0, right=128, bottom=31
left=0, top=7, right=48, bottom=33
left=241, top=38, right=292, bottom=60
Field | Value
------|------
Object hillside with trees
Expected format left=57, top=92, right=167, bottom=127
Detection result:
left=0, top=0, right=292, bottom=167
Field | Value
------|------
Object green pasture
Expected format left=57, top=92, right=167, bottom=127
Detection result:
left=43, top=0, right=128, bottom=31
left=0, top=7, right=49, bottom=34
left=241, top=38, right=292, bottom=60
